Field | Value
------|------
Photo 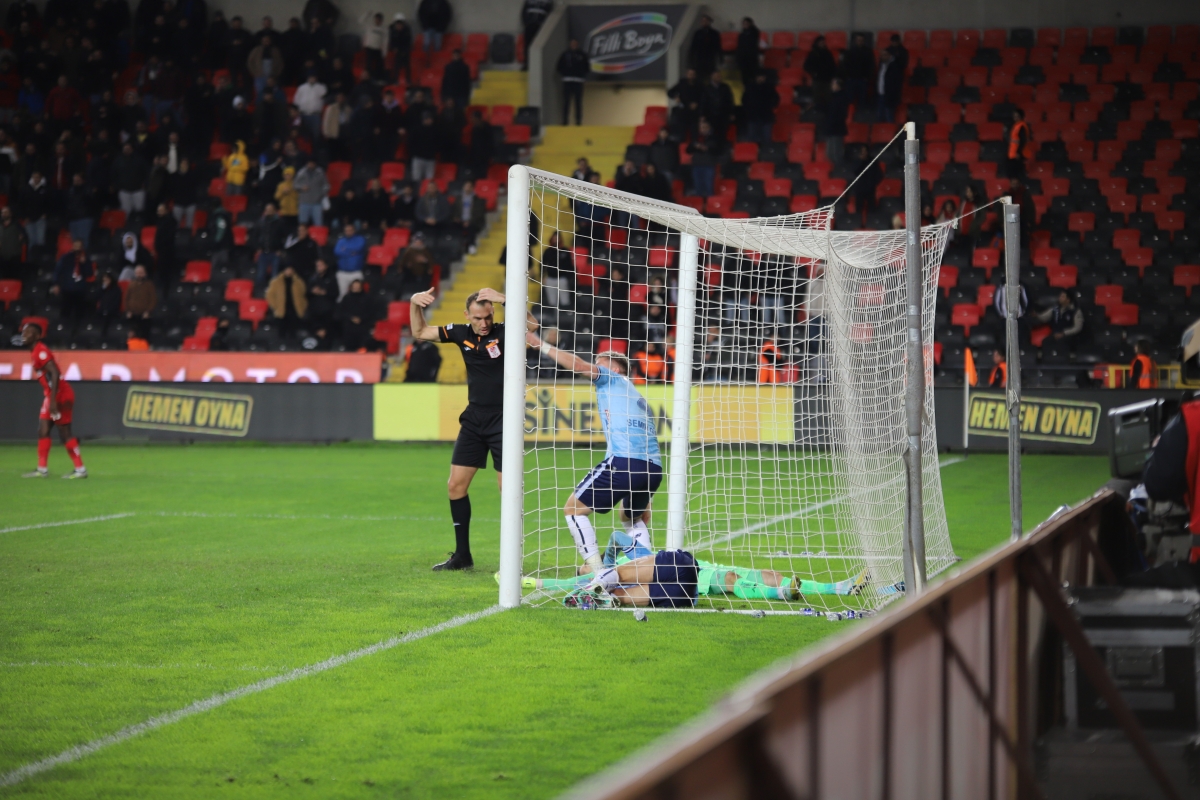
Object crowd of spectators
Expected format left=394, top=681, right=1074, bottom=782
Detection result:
left=0, top=0, right=530, bottom=354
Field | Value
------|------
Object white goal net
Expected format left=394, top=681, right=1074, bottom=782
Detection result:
left=497, top=165, right=957, bottom=614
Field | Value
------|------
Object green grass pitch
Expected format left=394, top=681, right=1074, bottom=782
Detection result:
left=0, top=443, right=1109, bottom=798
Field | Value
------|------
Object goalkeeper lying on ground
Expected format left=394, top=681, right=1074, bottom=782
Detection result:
left=506, top=532, right=872, bottom=600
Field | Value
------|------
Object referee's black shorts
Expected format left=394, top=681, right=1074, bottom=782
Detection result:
left=452, top=404, right=504, bottom=471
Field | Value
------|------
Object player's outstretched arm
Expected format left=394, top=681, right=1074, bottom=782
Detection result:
left=409, top=287, right=441, bottom=341
left=526, top=331, right=599, bottom=378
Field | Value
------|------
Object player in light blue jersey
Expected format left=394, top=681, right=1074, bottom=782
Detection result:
left=526, top=330, right=664, bottom=573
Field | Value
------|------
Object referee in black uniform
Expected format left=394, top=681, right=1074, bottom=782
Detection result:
left=410, top=286, right=535, bottom=570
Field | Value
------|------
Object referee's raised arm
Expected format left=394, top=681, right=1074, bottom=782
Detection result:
left=409, top=287, right=441, bottom=341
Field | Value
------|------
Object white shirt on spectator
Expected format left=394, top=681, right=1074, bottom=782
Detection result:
left=294, top=81, right=327, bottom=115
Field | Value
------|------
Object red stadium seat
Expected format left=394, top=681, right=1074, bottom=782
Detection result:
left=1047, top=265, right=1077, bottom=288
left=926, top=141, right=952, bottom=165
left=181, top=336, right=209, bottom=352
left=0, top=278, right=20, bottom=308
left=732, top=142, right=758, bottom=163
left=207, top=177, right=227, bottom=197
left=1093, top=284, right=1124, bottom=308
left=972, top=247, right=1000, bottom=279
left=748, top=161, right=774, bottom=180
left=232, top=225, right=248, bottom=246
left=1157, top=140, right=1183, bottom=162
left=367, top=245, right=395, bottom=272
left=308, top=225, right=328, bottom=246
left=195, top=317, right=218, bottom=340
left=951, top=303, right=981, bottom=335
left=221, top=194, right=248, bottom=216
left=99, top=209, right=126, bottom=233
left=977, top=284, right=996, bottom=309
left=1032, top=247, right=1061, bottom=268
left=596, top=338, right=628, bottom=355
left=383, top=227, right=411, bottom=253
left=1158, top=211, right=1185, bottom=233
left=648, top=247, right=675, bottom=268
left=1107, top=303, right=1139, bottom=326
left=704, top=196, right=732, bottom=216
left=1124, top=247, right=1153, bottom=276
left=1037, top=28, right=1061, bottom=47
left=239, top=298, right=268, bottom=327
left=790, top=195, right=819, bottom=213
left=1067, top=212, right=1095, bottom=233
left=183, top=260, right=211, bottom=283
left=938, top=265, right=959, bottom=296
left=224, top=279, right=254, bottom=303
left=1174, top=265, right=1200, bottom=295
left=1112, top=229, right=1140, bottom=252
left=764, top=178, right=791, bottom=197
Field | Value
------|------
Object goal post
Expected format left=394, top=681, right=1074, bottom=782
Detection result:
left=498, top=163, right=956, bottom=613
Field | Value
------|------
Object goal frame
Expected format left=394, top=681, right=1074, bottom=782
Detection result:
left=497, top=157, right=934, bottom=609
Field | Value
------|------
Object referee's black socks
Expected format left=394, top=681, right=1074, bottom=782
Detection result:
left=450, top=496, right=472, bottom=556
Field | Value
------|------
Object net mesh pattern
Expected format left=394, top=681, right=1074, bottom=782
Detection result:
left=513, top=168, right=956, bottom=612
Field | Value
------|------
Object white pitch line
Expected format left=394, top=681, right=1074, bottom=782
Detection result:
left=0, top=513, right=135, bottom=535
left=0, top=605, right=505, bottom=789
left=0, top=661, right=285, bottom=672
left=693, top=457, right=966, bottom=550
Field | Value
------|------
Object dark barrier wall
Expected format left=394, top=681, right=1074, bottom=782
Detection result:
left=0, top=382, right=374, bottom=442
left=934, top=386, right=1183, bottom=455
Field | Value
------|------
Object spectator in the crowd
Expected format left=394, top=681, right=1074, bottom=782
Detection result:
left=1034, top=291, right=1084, bottom=342
left=521, top=0, right=553, bottom=66
left=804, top=36, right=837, bottom=103
left=441, top=49, right=472, bottom=111
left=687, top=118, right=721, bottom=197
left=153, top=202, right=177, bottom=292
left=360, top=178, right=391, bottom=231
left=222, top=139, right=249, bottom=194
left=614, top=159, right=643, bottom=195
left=735, top=17, right=761, bottom=83
left=958, top=183, right=989, bottom=246
left=641, top=163, right=672, bottom=203
left=741, top=72, right=779, bottom=144
left=538, top=230, right=572, bottom=308
left=875, top=49, right=903, bottom=123
left=302, top=0, right=339, bottom=29
left=415, top=180, right=450, bottom=238
left=389, top=13, right=413, bottom=83
left=18, top=169, right=49, bottom=248
left=1008, top=176, right=1035, bottom=244
left=572, top=158, right=592, bottom=182
left=379, top=88, right=405, bottom=158
left=936, top=198, right=959, bottom=225
left=252, top=140, right=285, bottom=203
left=842, top=33, right=875, bottom=108
left=846, top=144, right=881, bottom=221
left=252, top=83, right=288, bottom=152
left=294, top=159, right=329, bottom=227
left=359, top=10, right=388, bottom=81
left=821, top=77, right=849, bottom=166
left=337, top=279, right=381, bottom=351
left=0, top=207, right=29, bottom=280
left=451, top=180, right=487, bottom=255
left=266, top=263, right=307, bottom=337
left=408, top=111, right=440, bottom=181
left=330, top=185, right=361, bottom=229
left=169, top=158, right=200, bottom=230
left=468, top=111, right=494, bottom=181
left=293, top=73, right=327, bottom=143
left=183, top=73, right=216, bottom=151
left=701, top=71, right=736, bottom=133
left=306, top=258, right=338, bottom=327
left=275, top=166, right=299, bottom=227
left=224, top=16, right=253, bottom=81
left=1006, top=108, right=1032, bottom=180
left=321, top=93, right=351, bottom=161
left=394, top=234, right=434, bottom=298
left=146, top=154, right=171, bottom=209
left=51, top=238, right=94, bottom=331
left=885, top=33, right=909, bottom=76
left=333, top=222, right=366, bottom=298
left=280, top=18, right=308, bottom=85
left=391, top=181, right=417, bottom=227
left=123, top=263, right=157, bottom=339
left=556, top=38, right=588, bottom=126
left=437, top=97, right=467, bottom=164
left=688, top=14, right=721, bottom=77
left=254, top=202, right=288, bottom=287
left=64, top=172, right=96, bottom=248
left=285, top=224, right=320, bottom=275
left=416, top=0, right=452, bottom=56
left=222, top=94, right=254, bottom=145
left=116, top=231, right=153, bottom=282
left=46, top=74, right=84, bottom=132
left=649, top=127, right=679, bottom=183
left=667, top=68, right=702, bottom=137
left=96, top=271, right=122, bottom=334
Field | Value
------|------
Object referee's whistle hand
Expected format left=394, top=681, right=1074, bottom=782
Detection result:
left=411, top=288, right=436, bottom=307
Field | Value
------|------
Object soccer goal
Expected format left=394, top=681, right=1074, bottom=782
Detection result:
left=498, top=143, right=957, bottom=614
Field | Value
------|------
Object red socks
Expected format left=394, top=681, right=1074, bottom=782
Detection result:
left=37, top=437, right=51, bottom=469
left=64, top=438, right=84, bottom=470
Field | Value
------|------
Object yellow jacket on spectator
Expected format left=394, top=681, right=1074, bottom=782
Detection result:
left=223, top=141, right=249, bottom=187
left=275, top=167, right=299, bottom=217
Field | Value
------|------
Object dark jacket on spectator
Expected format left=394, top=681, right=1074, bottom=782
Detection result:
left=306, top=263, right=338, bottom=321
left=112, top=150, right=150, bottom=193
left=441, top=58, right=471, bottom=100
left=741, top=81, right=779, bottom=122
left=842, top=41, right=875, bottom=82
left=417, top=0, right=451, bottom=33
left=687, top=129, right=723, bottom=167
left=285, top=233, right=320, bottom=275
left=821, top=87, right=849, bottom=137
left=18, top=175, right=50, bottom=220
left=54, top=250, right=94, bottom=294
left=804, top=46, right=837, bottom=83
left=255, top=212, right=288, bottom=253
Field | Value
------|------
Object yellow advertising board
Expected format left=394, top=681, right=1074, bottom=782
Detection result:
left=373, top=383, right=795, bottom=444
left=968, top=391, right=1101, bottom=445
left=122, top=386, right=253, bottom=436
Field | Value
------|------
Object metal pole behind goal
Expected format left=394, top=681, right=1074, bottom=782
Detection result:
left=902, top=124, right=927, bottom=596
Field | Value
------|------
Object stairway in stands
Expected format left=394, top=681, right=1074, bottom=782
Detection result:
left=530, top=125, right=635, bottom=184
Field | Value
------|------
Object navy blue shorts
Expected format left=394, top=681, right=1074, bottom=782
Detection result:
left=648, top=550, right=698, bottom=608
left=575, top=457, right=662, bottom=516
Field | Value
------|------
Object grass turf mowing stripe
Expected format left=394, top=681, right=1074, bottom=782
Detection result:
left=0, top=512, right=135, bottom=534
left=0, top=605, right=505, bottom=789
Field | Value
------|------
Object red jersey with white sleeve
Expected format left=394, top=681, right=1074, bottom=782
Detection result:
left=31, top=341, right=75, bottom=423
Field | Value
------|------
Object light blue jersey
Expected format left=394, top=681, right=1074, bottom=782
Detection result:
left=594, top=366, right=662, bottom=466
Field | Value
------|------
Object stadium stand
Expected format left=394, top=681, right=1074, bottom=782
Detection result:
left=0, top=1, right=532, bottom=355
left=0, top=10, right=1197, bottom=392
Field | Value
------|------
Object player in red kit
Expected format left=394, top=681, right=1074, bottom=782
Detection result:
left=21, top=321, right=87, bottom=479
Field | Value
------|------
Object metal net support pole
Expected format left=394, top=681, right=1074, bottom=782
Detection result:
left=902, top=125, right=927, bottom=595
left=665, top=233, right=699, bottom=552
left=1003, top=202, right=1024, bottom=541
